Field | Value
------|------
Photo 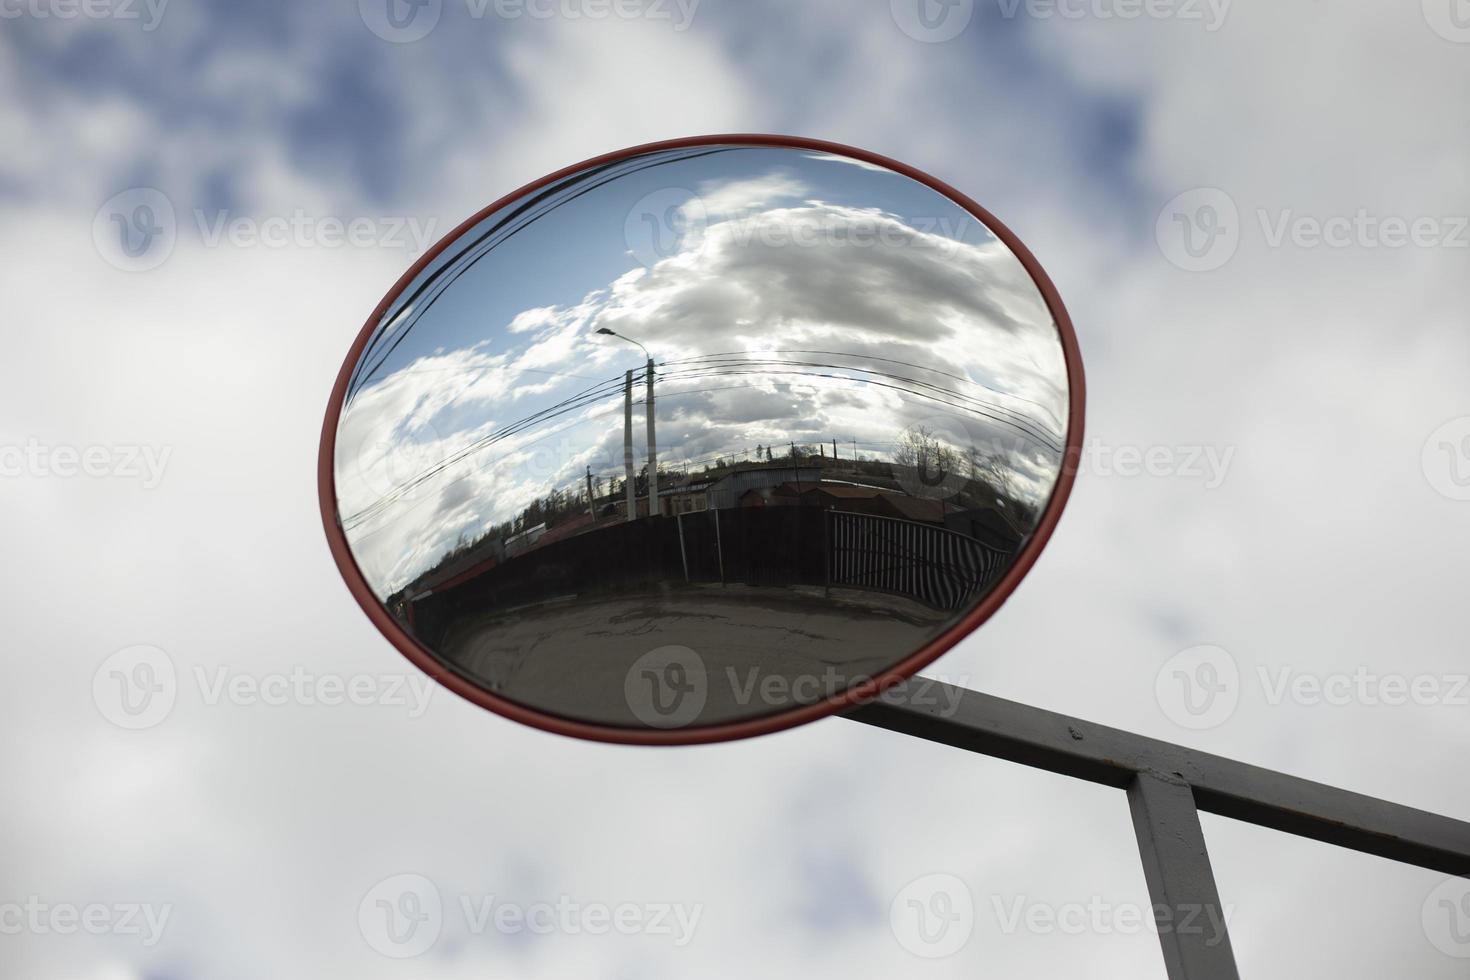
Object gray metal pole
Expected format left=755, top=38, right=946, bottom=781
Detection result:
left=713, top=509, right=724, bottom=585
left=1127, top=775, right=1241, bottom=980
left=623, top=369, right=636, bottom=523
left=849, top=680, right=1470, bottom=877
left=646, top=357, right=658, bottom=517
left=846, top=681, right=1470, bottom=881
left=677, top=513, right=689, bottom=582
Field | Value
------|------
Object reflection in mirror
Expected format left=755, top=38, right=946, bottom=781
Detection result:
left=333, top=143, right=1071, bottom=732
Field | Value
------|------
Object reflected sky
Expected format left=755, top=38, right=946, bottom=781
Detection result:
left=334, top=145, right=1069, bottom=599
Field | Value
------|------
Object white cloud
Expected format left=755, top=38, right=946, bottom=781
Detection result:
left=689, top=172, right=809, bottom=220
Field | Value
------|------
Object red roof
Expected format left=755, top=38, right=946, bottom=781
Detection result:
left=534, top=512, right=606, bottom=548
left=877, top=494, right=957, bottom=523
left=799, top=483, right=882, bottom=499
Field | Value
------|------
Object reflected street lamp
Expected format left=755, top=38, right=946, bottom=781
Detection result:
left=595, top=328, right=659, bottom=518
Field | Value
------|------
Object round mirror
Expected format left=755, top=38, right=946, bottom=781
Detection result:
left=319, top=136, right=1084, bottom=744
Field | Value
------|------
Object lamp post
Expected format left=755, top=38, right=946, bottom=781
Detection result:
left=596, top=328, right=658, bottom=518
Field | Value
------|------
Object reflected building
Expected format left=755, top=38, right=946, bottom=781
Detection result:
left=384, top=450, right=1027, bottom=726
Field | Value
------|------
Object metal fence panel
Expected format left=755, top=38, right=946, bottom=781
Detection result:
left=829, top=510, right=1009, bottom=610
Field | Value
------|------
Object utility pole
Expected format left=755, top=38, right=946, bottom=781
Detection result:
left=623, top=369, right=636, bottom=522
left=596, top=327, right=656, bottom=521
left=645, top=357, right=658, bottom=517
left=585, top=466, right=595, bottom=518
left=833, top=438, right=839, bottom=460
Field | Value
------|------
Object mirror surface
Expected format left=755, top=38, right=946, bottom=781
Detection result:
left=332, top=142, right=1073, bottom=734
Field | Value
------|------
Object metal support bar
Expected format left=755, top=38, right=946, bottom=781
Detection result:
left=1128, top=774, right=1241, bottom=980
left=847, top=679, right=1470, bottom=878
left=645, top=357, right=658, bottom=517
left=622, top=369, right=636, bottom=523
left=676, top=513, right=689, bottom=582
left=713, top=508, right=724, bottom=586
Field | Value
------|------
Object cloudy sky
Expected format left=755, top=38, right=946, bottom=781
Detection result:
left=335, top=144, right=1068, bottom=597
left=3, top=1, right=1469, bottom=978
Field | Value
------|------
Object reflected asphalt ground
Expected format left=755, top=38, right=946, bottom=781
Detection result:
left=439, top=585, right=951, bottom=728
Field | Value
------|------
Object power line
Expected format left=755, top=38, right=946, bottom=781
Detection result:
left=343, top=357, right=1061, bottom=531
left=656, top=354, right=1060, bottom=440
left=346, top=147, right=742, bottom=402
left=662, top=348, right=1066, bottom=430
left=342, top=369, right=641, bottom=530
left=652, top=362, right=1061, bottom=452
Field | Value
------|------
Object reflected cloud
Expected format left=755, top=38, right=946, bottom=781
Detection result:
left=332, top=144, right=1071, bottom=729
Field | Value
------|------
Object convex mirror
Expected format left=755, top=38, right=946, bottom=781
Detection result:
left=320, top=136, right=1084, bottom=743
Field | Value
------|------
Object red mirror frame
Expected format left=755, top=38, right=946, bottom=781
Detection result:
left=318, top=134, right=1086, bottom=745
